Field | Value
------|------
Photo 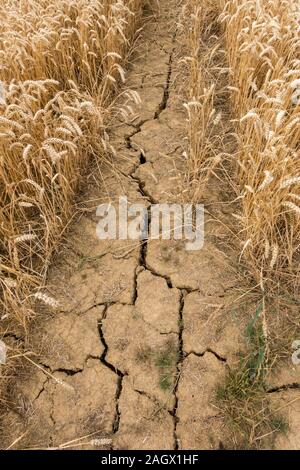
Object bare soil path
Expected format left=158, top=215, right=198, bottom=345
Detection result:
left=2, top=0, right=247, bottom=450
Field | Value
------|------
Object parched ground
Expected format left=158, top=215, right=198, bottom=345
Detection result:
left=1, top=0, right=300, bottom=451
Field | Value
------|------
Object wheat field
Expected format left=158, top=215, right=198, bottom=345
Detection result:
left=0, top=0, right=145, bottom=388
left=220, top=0, right=300, bottom=285
left=186, top=0, right=300, bottom=283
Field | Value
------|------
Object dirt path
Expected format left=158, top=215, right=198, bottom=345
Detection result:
left=2, top=1, right=246, bottom=450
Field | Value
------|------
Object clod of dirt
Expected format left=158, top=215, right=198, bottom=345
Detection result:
left=114, top=377, right=174, bottom=450
left=147, top=239, right=238, bottom=295
left=183, top=293, right=246, bottom=367
left=133, top=156, right=184, bottom=203
left=34, top=359, right=117, bottom=448
left=50, top=255, right=138, bottom=312
left=131, top=120, right=183, bottom=157
left=176, top=352, right=227, bottom=449
left=103, top=303, right=178, bottom=409
left=34, top=306, right=105, bottom=371
left=132, top=87, right=166, bottom=125
left=135, top=270, right=180, bottom=334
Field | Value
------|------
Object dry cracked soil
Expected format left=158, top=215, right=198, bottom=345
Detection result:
left=2, top=0, right=300, bottom=451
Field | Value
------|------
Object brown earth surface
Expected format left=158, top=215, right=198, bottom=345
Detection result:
left=1, top=0, right=299, bottom=451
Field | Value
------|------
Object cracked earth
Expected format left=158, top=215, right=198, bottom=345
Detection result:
left=2, top=0, right=300, bottom=451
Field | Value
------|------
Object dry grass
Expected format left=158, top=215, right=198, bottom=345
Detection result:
left=0, top=0, right=145, bottom=398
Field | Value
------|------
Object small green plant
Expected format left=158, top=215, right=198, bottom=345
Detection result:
left=135, top=346, right=153, bottom=364
left=155, top=343, right=178, bottom=392
left=245, top=303, right=268, bottom=383
left=215, top=303, right=288, bottom=449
